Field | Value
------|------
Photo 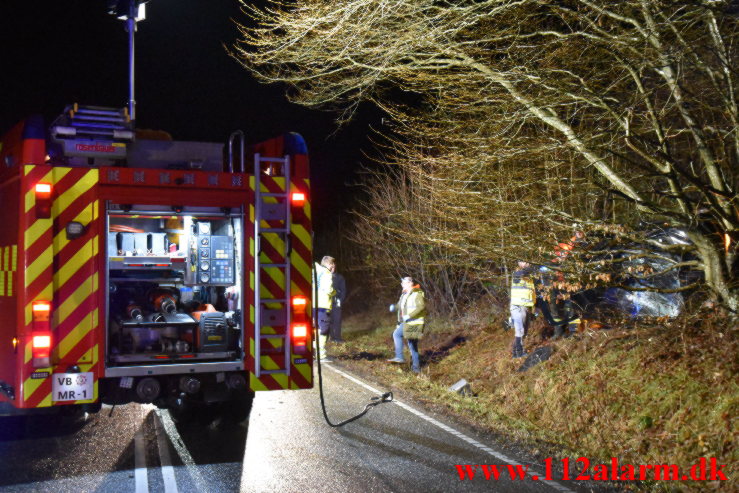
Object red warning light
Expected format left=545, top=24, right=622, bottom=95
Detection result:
left=32, top=335, right=51, bottom=349
left=35, top=183, right=52, bottom=195
left=292, top=324, right=308, bottom=338
left=34, top=183, right=52, bottom=218
left=291, top=192, right=306, bottom=205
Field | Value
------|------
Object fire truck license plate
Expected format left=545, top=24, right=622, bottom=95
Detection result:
left=52, top=372, right=94, bottom=402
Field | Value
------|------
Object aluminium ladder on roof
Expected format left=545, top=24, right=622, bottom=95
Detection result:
left=253, top=153, right=292, bottom=378
left=63, top=104, right=133, bottom=139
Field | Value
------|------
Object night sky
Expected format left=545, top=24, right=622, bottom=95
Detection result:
left=0, top=0, right=379, bottom=236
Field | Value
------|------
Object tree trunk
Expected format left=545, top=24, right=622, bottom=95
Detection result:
left=690, top=232, right=738, bottom=317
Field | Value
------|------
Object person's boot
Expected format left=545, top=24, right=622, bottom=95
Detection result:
left=552, top=322, right=565, bottom=340
left=512, top=336, right=527, bottom=358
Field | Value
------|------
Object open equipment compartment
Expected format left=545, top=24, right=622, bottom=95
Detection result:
left=105, top=204, right=244, bottom=366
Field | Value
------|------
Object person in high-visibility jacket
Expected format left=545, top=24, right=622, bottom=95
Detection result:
left=387, top=276, right=426, bottom=374
left=510, top=261, right=536, bottom=358
left=314, top=256, right=336, bottom=360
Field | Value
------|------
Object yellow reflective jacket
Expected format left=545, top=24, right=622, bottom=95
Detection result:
left=314, top=262, right=335, bottom=310
left=398, top=287, right=426, bottom=339
left=510, top=271, right=535, bottom=307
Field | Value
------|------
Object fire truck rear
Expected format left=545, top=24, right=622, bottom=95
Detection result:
left=0, top=105, right=314, bottom=422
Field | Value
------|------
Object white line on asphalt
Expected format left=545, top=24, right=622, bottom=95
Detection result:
left=324, top=363, right=574, bottom=493
left=153, top=411, right=179, bottom=493
left=156, top=409, right=209, bottom=491
left=134, top=423, right=148, bottom=493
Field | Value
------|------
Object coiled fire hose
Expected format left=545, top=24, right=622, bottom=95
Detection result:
left=312, top=267, right=393, bottom=427
left=314, top=334, right=393, bottom=427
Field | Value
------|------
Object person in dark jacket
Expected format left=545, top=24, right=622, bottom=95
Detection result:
left=329, top=264, right=346, bottom=342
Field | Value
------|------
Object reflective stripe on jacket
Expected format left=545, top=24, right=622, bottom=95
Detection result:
left=510, top=272, right=535, bottom=307
left=314, top=262, right=335, bottom=310
left=398, top=287, right=426, bottom=339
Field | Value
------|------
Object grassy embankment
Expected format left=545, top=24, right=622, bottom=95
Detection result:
left=326, top=299, right=738, bottom=492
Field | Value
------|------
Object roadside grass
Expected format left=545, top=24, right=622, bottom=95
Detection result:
left=327, top=304, right=738, bottom=492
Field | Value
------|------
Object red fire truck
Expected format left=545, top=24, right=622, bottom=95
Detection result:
left=0, top=103, right=314, bottom=422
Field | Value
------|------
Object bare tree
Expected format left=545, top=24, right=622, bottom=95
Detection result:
left=233, top=0, right=738, bottom=312
left=348, top=165, right=496, bottom=316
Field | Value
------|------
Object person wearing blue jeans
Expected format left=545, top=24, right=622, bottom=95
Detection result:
left=387, top=276, right=426, bottom=373
left=392, top=323, right=405, bottom=361
left=391, top=322, right=423, bottom=373
left=406, top=338, right=421, bottom=374
left=510, top=261, right=536, bottom=358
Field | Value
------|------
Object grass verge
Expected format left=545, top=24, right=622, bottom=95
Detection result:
left=326, top=305, right=738, bottom=492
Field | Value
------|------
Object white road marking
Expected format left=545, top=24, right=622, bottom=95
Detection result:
left=134, top=422, right=149, bottom=493
left=324, top=363, right=575, bottom=493
left=153, top=410, right=179, bottom=493
left=156, top=409, right=210, bottom=491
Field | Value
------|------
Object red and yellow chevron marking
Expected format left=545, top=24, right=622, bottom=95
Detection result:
left=20, top=165, right=100, bottom=408
left=0, top=245, right=17, bottom=296
left=248, top=174, right=313, bottom=391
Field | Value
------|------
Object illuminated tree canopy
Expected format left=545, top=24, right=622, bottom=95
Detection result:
left=234, top=0, right=738, bottom=312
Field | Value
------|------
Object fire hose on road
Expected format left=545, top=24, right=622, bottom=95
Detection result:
left=314, top=335, right=393, bottom=427
left=312, top=267, right=393, bottom=427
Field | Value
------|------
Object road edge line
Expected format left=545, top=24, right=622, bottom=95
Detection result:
left=324, top=363, right=574, bottom=493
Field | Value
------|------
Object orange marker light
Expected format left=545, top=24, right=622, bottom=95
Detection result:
left=32, top=301, right=51, bottom=322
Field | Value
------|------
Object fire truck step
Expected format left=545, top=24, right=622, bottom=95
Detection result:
left=257, top=156, right=289, bottom=163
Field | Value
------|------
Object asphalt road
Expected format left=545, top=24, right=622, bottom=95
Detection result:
left=0, top=364, right=589, bottom=492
